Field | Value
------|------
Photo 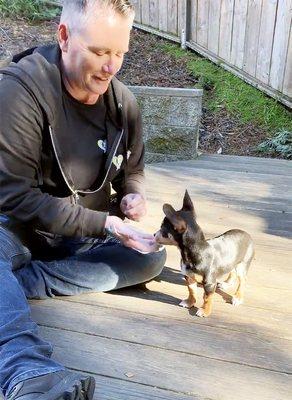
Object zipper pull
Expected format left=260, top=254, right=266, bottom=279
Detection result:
left=73, top=191, right=79, bottom=204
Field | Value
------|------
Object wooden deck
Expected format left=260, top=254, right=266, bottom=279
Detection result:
left=30, top=155, right=292, bottom=400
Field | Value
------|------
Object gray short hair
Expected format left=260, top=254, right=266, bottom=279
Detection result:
left=61, top=0, right=135, bottom=21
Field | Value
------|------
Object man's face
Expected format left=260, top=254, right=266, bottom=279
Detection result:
left=59, top=9, right=133, bottom=103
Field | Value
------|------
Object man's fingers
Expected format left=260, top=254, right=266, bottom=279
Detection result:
left=122, top=194, right=145, bottom=210
left=138, top=233, right=155, bottom=240
left=120, top=226, right=154, bottom=240
left=116, top=231, right=157, bottom=252
left=108, top=218, right=157, bottom=252
left=125, top=205, right=146, bottom=220
left=126, top=196, right=143, bottom=209
left=125, top=238, right=158, bottom=253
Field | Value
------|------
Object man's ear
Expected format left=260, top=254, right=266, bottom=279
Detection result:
left=182, top=190, right=195, bottom=214
left=58, top=23, right=69, bottom=52
left=163, top=204, right=187, bottom=233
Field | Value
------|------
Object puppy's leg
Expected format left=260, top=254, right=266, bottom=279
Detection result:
left=232, top=262, right=249, bottom=306
left=217, top=269, right=237, bottom=291
left=196, top=282, right=216, bottom=317
left=232, top=275, right=245, bottom=306
left=179, top=276, right=197, bottom=308
left=232, top=243, right=254, bottom=305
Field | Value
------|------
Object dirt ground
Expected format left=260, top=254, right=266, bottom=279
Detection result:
left=0, top=17, right=270, bottom=157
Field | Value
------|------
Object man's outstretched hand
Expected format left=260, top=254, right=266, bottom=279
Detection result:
left=120, top=193, right=146, bottom=221
left=105, top=215, right=160, bottom=253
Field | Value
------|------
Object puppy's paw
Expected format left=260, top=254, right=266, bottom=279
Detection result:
left=196, top=308, right=207, bottom=317
left=231, top=296, right=243, bottom=306
left=179, top=299, right=195, bottom=308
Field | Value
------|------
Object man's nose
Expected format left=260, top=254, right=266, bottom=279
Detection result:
left=102, top=63, right=115, bottom=75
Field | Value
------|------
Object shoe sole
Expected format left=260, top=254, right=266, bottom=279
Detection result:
left=38, top=374, right=95, bottom=400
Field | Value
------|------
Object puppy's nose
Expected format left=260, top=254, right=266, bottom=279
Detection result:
left=154, top=231, right=161, bottom=242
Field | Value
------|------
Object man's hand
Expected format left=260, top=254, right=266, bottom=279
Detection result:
left=120, top=193, right=146, bottom=221
left=105, top=215, right=159, bottom=253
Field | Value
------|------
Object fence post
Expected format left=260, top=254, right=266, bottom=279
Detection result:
left=181, top=29, right=186, bottom=49
left=180, top=0, right=188, bottom=49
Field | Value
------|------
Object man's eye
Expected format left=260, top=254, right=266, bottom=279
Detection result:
left=116, top=53, right=124, bottom=58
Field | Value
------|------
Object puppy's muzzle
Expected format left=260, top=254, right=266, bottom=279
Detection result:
left=154, top=230, right=177, bottom=246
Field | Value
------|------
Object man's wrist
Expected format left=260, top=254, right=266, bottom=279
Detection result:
left=105, top=215, right=121, bottom=236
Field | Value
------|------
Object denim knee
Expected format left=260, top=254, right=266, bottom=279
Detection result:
left=0, top=226, right=31, bottom=270
left=140, top=247, right=166, bottom=280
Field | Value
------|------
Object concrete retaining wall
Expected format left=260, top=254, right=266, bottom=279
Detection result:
left=128, top=86, right=203, bottom=163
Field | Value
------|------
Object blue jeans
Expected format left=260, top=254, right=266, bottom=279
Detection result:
left=0, top=217, right=166, bottom=397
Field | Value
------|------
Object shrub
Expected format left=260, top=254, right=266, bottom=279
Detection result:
left=257, top=130, right=292, bottom=159
left=0, top=0, right=60, bottom=21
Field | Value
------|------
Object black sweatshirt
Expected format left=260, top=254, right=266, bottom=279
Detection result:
left=0, top=44, right=145, bottom=250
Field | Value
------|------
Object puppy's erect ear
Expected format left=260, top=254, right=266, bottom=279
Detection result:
left=182, top=190, right=195, bottom=214
left=163, top=204, right=187, bottom=233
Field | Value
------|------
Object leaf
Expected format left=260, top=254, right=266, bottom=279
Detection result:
left=125, top=372, right=135, bottom=378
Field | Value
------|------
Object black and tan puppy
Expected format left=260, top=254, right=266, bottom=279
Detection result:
left=155, top=190, right=254, bottom=317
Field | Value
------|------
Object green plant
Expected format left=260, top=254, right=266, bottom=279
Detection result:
left=257, top=130, right=292, bottom=159
left=0, top=0, right=60, bottom=21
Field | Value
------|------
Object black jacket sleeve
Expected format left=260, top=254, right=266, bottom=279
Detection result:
left=0, top=76, right=107, bottom=237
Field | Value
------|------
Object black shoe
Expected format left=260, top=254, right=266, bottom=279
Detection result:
left=6, top=370, right=95, bottom=400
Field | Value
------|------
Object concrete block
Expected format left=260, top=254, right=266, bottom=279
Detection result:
left=128, top=86, right=203, bottom=162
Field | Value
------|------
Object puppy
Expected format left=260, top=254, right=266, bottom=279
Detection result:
left=155, top=190, right=254, bottom=317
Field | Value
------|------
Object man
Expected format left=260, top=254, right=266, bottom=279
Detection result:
left=0, top=1, right=166, bottom=399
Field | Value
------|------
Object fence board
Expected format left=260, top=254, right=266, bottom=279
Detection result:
left=208, top=0, right=221, bottom=55
left=189, top=0, right=197, bottom=42
left=283, top=24, right=292, bottom=97
left=243, top=0, right=262, bottom=76
left=141, top=0, right=150, bottom=26
left=256, top=0, right=278, bottom=84
left=197, top=0, right=209, bottom=48
left=230, top=0, right=249, bottom=68
left=149, top=0, right=159, bottom=29
left=132, top=0, right=141, bottom=23
left=269, top=0, right=292, bottom=92
left=167, top=0, right=178, bottom=35
left=219, top=0, right=234, bottom=61
left=177, top=0, right=187, bottom=39
left=159, top=0, right=168, bottom=32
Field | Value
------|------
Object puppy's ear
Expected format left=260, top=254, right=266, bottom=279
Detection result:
left=163, top=204, right=187, bottom=233
left=163, top=203, right=176, bottom=218
left=182, top=190, right=195, bottom=214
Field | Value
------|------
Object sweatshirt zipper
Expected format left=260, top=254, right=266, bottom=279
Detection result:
left=48, top=115, right=124, bottom=203
left=49, top=125, right=79, bottom=204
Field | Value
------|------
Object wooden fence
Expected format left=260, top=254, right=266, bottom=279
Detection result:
left=46, top=0, right=291, bottom=108
left=132, top=0, right=292, bottom=108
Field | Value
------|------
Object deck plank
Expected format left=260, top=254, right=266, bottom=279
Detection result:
left=23, top=155, right=292, bottom=400
left=31, top=300, right=292, bottom=374
left=57, top=284, right=292, bottom=341
left=90, top=373, right=200, bottom=399
left=39, top=326, right=292, bottom=400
